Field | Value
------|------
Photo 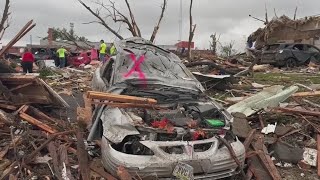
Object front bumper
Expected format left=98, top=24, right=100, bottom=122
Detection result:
left=101, top=137, right=245, bottom=179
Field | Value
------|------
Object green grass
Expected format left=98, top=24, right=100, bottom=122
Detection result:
left=252, top=72, right=320, bottom=86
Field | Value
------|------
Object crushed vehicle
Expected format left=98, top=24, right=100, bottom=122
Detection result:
left=33, top=48, right=92, bottom=68
left=65, top=51, right=91, bottom=67
left=88, top=37, right=245, bottom=179
left=258, top=43, right=320, bottom=68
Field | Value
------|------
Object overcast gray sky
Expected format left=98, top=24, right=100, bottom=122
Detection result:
left=1, top=0, right=319, bottom=51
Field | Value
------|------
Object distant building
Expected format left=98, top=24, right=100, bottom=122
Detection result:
left=156, top=44, right=177, bottom=51
left=175, top=41, right=195, bottom=49
left=251, top=15, right=320, bottom=49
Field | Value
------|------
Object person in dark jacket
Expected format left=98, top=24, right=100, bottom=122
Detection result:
left=21, top=48, right=35, bottom=73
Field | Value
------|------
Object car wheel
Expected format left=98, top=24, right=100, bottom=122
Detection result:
left=285, top=58, right=297, bottom=68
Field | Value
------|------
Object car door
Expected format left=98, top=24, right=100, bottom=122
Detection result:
left=261, top=44, right=280, bottom=64
left=291, top=44, right=311, bottom=63
left=305, top=45, right=320, bottom=62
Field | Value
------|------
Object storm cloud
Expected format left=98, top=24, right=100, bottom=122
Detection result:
left=1, top=0, right=320, bottom=51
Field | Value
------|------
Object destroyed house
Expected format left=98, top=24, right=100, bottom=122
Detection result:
left=252, top=15, right=320, bottom=49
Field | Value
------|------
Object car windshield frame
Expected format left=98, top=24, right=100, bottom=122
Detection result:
left=111, top=38, right=204, bottom=92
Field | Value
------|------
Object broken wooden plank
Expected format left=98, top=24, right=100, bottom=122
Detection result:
left=0, top=74, right=37, bottom=82
left=317, top=134, right=320, bottom=177
left=87, top=91, right=157, bottom=104
left=258, top=114, right=265, bottom=128
left=48, top=142, right=62, bottom=180
left=28, top=106, right=59, bottom=124
left=0, top=161, right=18, bottom=180
left=76, top=130, right=90, bottom=180
left=293, top=91, right=320, bottom=97
left=218, top=136, right=246, bottom=178
left=37, top=78, right=70, bottom=108
left=0, top=109, right=14, bottom=125
left=90, top=159, right=117, bottom=180
left=19, top=113, right=58, bottom=134
left=91, top=101, right=163, bottom=109
left=0, top=104, right=17, bottom=111
left=59, top=144, right=74, bottom=180
left=24, top=130, right=74, bottom=164
left=9, top=82, right=33, bottom=92
left=276, top=107, right=320, bottom=117
left=252, top=136, right=282, bottom=180
left=243, top=129, right=256, bottom=151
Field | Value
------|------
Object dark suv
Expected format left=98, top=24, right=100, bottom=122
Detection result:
left=259, top=43, right=320, bottom=68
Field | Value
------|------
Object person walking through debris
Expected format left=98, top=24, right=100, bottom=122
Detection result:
left=99, top=40, right=107, bottom=62
left=21, top=48, right=35, bottom=73
left=57, top=46, right=68, bottom=68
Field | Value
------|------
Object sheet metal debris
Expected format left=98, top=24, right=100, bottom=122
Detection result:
left=227, top=85, right=298, bottom=116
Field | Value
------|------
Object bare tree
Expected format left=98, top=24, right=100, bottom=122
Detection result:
left=188, top=0, right=196, bottom=60
left=209, top=33, right=220, bottom=55
left=78, top=0, right=124, bottom=40
left=293, top=6, right=298, bottom=20
left=79, top=0, right=168, bottom=42
left=0, top=0, right=11, bottom=41
left=150, top=0, right=167, bottom=43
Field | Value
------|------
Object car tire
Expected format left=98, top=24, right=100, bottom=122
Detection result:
left=285, top=58, right=297, bottom=68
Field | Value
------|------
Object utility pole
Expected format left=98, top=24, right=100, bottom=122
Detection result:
left=178, top=0, right=182, bottom=42
left=30, top=35, right=32, bottom=46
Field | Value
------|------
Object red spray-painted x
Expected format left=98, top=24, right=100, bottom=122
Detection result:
left=124, top=53, right=147, bottom=87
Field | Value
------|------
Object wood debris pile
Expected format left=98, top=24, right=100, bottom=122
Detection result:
left=0, top=74, right=118, bottom=180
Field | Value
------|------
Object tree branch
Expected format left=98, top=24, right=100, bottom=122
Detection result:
left=0, top=0, right=10, bottom=40
left=125, top=0, right=141, bottom=37
left=78, top=0, right=123, bottom=40
left=95, top=0, right=136, bottom=36
left=150, top=0, right=167, bottom=42
left=188, top=0, right=196, bottom=60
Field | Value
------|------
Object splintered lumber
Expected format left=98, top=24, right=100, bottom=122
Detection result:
left=48, top=142, right=62, bottom=179
left=9, top=82, right=33, bottom=92
left=0, top=161, right=18, bottom=180
left=76, top=130, right=90, bottom=180
left=24, top=130, right=74, bottom=164
left=87, top=91, right=157, bottom=104
left=19, top=112, right=58, bottom=134
left=243, top=129, right=256, bottom=151
left=293, top=91, right=320, bottom=97
left=0, top=104, right=17, bottom=111
left=276, top=107, right=320, bottom=117
left=218, top=136, right=246, bottom=178
left=252, top=136, right=282, bottom=180
left=90, top=160, right=117, bottom=180
left=38, top=78, right=70, bottom=108
left=91, top=101, right=163, bottom=109
left=317, top=134, right=320, bottom=177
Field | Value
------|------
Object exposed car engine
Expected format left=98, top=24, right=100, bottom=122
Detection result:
left=111, top=102, right=232, bottom=155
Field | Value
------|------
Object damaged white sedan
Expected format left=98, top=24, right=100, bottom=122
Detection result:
left=88, top=37, right=245, bottom=179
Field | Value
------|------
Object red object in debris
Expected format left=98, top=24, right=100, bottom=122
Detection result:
left=152, top=118, right=169, bottom=129
left=192, top=130, right=206, bottom=140
left=175, top=41, right=194, bottom=49
left=68, top=52, right=91, bottom=67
